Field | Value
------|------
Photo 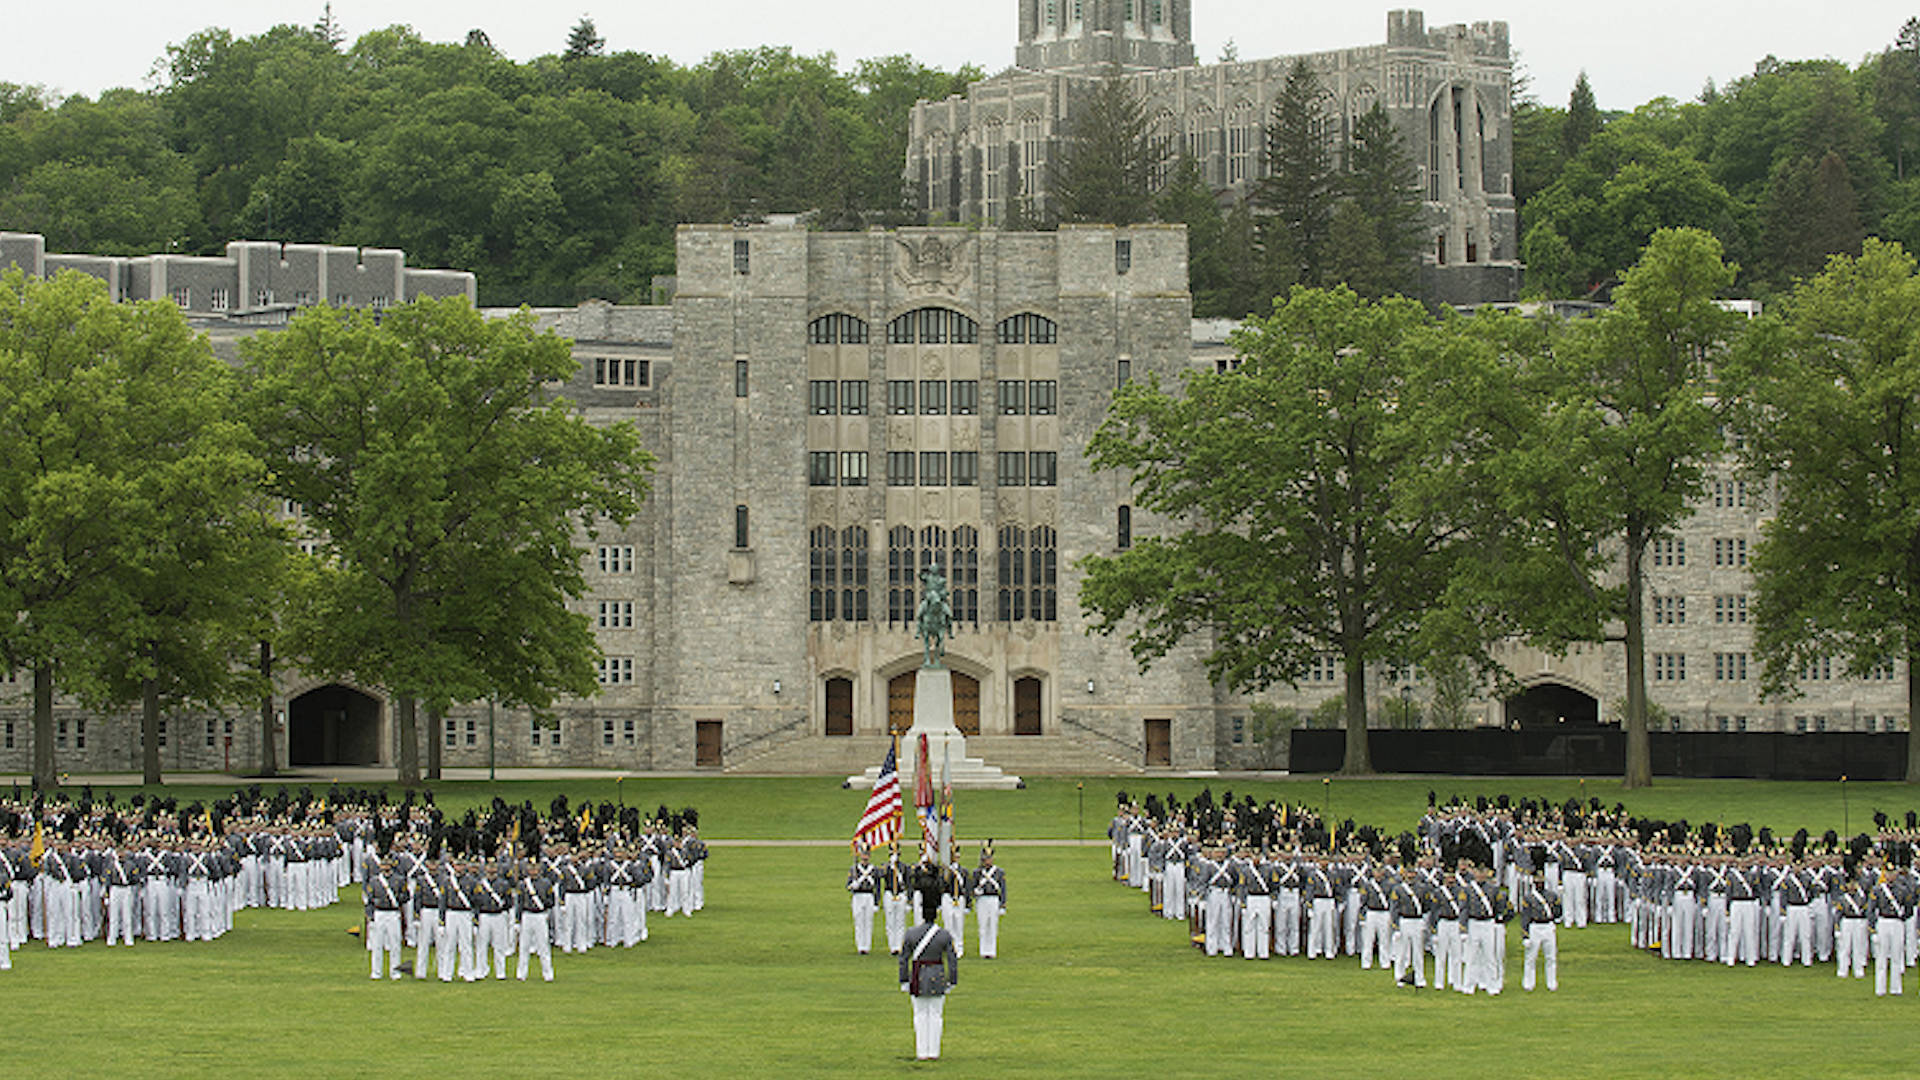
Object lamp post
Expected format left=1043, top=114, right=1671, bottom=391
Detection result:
left=1077, top=781, right=1084, bottom=842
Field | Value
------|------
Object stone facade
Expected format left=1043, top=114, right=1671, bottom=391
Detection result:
left=906, top=7, right=1521, bottom=305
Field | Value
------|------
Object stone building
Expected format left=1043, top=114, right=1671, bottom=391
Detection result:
left=905, top=6, right=1522, bottom=305
left=0, top=228, right=1905, bottom=778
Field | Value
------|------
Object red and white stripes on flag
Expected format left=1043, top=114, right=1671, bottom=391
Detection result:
left=853, top=741, right=904, bottom=851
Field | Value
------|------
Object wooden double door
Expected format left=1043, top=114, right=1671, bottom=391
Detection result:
left=887, top=671, right=980, bottom=735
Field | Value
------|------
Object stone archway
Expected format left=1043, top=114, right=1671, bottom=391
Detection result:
left=288, top=684, right=382, bottom=766
left=1504, top=680, right=1600, bottom=729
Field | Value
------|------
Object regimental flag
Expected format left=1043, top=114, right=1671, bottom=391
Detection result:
left=854, top=740, right=904, bottom=852
left=914, top=733, right=936, bottom=857
left=29, top=818, right=45, bottom=869
left=938, top=741, right=954, bottom=866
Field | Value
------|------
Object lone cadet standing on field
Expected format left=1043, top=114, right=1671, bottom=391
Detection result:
left=899, top=888, right=959, bottom=1061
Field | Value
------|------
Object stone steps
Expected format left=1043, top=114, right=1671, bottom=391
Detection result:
left=727, top=733, right=1142, bottom=777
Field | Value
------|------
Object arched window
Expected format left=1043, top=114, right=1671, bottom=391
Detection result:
left=951, top=526, right=979, bottom=626
left=996, top=313, right=1058, bottom=345
left=984, top=119, right=1007, bottom=222
left=998, top=525, right=1027, bottom=622
left=1227, top=101, right=1254, bottom=183
left=1019, top=115, right=1044, bottom=207
left=888, top=526, right=915, bottom=624
left=927, top=131, right=948, bottom=210
left=919, top=525, right=950, bottom=584
left=888, top=307, right=979, bottom=345
left=809, top=526, right=838, bottom=622
left=841, top=526, right=870, bottom=621
left=808, top=313, right=870, bottom=345
left=1031, top=525, right=1058, bottom=621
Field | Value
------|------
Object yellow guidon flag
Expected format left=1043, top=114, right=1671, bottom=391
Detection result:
left=580, top=803, right=592, bottom=835
left=29, top=818, right=45, bottom=869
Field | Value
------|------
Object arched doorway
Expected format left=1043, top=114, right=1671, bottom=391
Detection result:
left=288, top=684, right=382, bottom=766
left=885, top=670, right=981, bottom=735
left=1504, top=681, right=1600, bottom=729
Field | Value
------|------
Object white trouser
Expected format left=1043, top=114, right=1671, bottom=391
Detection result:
left=1813, top=901, right=1834, bottom=961
left=1595, top=869, right=1617, bottom=922
left=440, top=910, right=476, bottom=981
left=478, top=912, right=513, bottom=978
left=1703, top=896, right=1728, bottom=961
left=414, top=913, right=438, bottom=977
left=1780, top=905, right=1815, bottom=966
left=940, top=897, right=966, bottom=958
left=1359, top=909, right=1391, bottom=969
left=1670, top=893, right=1697, bottom=959
left=1876, top=917, right=1905, bottom=995
left=852, top=893, right=877, bottom=952
left=693, top=861, right=705, bottom=910
left=518, top=911, right=554, bottom=980
left=1394, top=916, right=1427, bottom=986
left=610, top=888, right=640, bottom=947
left=370, top=910, right=403, bottom=978
left=1433, top=920, right=1460, bottom=989
left=107, top=885, right=138, bottom=946
left=1561, top=870, right=1588, bottom=927
left=910, top=994, right=946, bottom=1059
left=1164, top=870, right=1186, bottom=920
left=1726, top=900, right=1760, bottom=966
left=1464, top=919, right=1499, bottom=994
left=1837, top=917, right=1869, bottom=978
left=975, top=896, right=1002, bottom=958
left=1307, top=898, right=1336, bottom=958
left=1523, top=922, right=1558, bottom=990
left=184, top=879, right=214, bottom=941
left=1275, top=891, right=1300, bottom=955
left=667, top=869, right=692, bottom=916
left=884, top=893, right=908, bottom=953
left=1205, top=888, right=1233, bottom=956
left=5, top=886, right=25, bottom=946
left=1241, top=895, right=1272, bottom=959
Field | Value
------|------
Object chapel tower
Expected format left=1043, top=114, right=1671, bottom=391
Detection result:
left=1015, top=0, right=1196, bottom=73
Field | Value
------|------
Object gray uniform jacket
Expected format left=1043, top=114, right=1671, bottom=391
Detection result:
left=899, top=921, right=959, bottom=996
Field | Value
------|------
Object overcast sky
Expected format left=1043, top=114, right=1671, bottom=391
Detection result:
left=8, top=1, right=1914, bottom=110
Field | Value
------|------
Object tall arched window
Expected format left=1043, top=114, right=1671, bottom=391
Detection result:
left=888, top=307, right=979, bottom=345
left=1227, top=101, right=1254, bottom=183
left=809, top=526, right=838, bottom=622
left=984, top=119, right=1007, bottom=222
left=888, top=526, right=915, bottom=624
left=1019, top=115, right=1043, bottom=208
left=951, top=526, right=979, bottom=626
left=919, top=525, right=950, bottom=583
left=998, top=525, right=1027, bottom=622
left=1031, top=526, right=1058, bottom=621
left=840, top=526, right=870, bottom=621
left=927, top=131, right=948, bottom=210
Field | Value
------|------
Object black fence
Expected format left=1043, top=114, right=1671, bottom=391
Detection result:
left=1289, top=728, right=1910, bottom=781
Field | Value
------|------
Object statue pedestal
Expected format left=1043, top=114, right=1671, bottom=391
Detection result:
left=849, top=666, right=1021, bottom=791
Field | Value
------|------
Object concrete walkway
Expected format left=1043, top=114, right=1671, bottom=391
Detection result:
left=0, top=766, right=1299, bottom=787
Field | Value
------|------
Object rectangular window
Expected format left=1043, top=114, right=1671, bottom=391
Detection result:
left=950, top=380, right=978, bottom=416
left=206, top=718, right=217, bottom=748
left=809, top=380, right=838, bottom=415
left=1029, top=451, right=1058, bottom=486
left=920, top=451, right=947, bottom=486
left=735, top=359, right=749, bottom=398
left=597, top=545, right=635, bottom=574
left=1029, top=380, right=1058, bottom=415
left=888, top=451, right=917, bottom=487
left=1713, top=594, right=1749, bottom=624
left=734, top=238, right=750, bottom=275
left=734, top=505, right=750, bottom=550
left=604, top=717, right=616, bottom=746
left=623, top=718, right=636, bottom=745
left=1115, top=238, right=1132, bottom=275
left=465, top=718, right=477, bottom=747
left=74, top=719, right=84, bottom=750
left=1232, top=715, right=1244, bottom=744
left=446, top=717, right=458, bottom=748
left=840, top=380, right=869, bottom=415
left=1309, top=654, right=1339, bottom=682
left=531, top=720, right=542, bottom=746
left=1652, top=538, right=1685, bottom=567
left=1116, top=358, right=1131, bottom=387
left=598, top=600, right=634, bottom=629
left=4, top=720, right=12, bottom=750
left=57, top=720, right=67, bottom=749
left=157, top=719, right=168, bottom=747
left=840, top=451, right=869, bottom=487
left=255, top=287, right=274, bottom=308
left=1653, top=595, right=1686, bottom=625
left=997, top=451, right=1026, bottom=487
left=1713, top=652, right=1749, bottom=681
left=170, top=286, right=191, bottom=308
left=1800, top=657, right=1833, bottom=682
left=998, top=380, right=1026, bottom=415
left=1653, top=653, right=1686, bottom=682
left=919, top=380, right=946, bottom=416
left=809, top=451, right=838, bottom=487
left=210, top=287, right=231, bottom=312
left=595, top=358, right=649, bottom=388
left=596, top=657, right=635, bottom=685
left=1712, top=538, right=1748, bottom=568
left=952, top=451, right=979, bottom=487
left=888, top=380, right=916, bottom=415
left=1118, top=505, right=1132, bottom=549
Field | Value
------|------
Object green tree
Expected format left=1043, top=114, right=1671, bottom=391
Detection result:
left=1511, top=94, right=1566, bottom=209
left=240, top=297, right=654, bottom=785
left=1563, top=71, right=1602, bottom=158
left=565, top=18, right=605, bottom=61
left=1155, top=154, right=1228, bottom=314
left=0, top=269, right=217, bottom=790
left=1723, top=239, right=1920, bottom=782
left=1254, top=60, right=1337, bottom=291
left=1080, top=287, right=1509, bottom=774
left=1487, top=229, right=1739, bottom=788
left=1326, top=102, right=1420, bottom=298
left=1048, top=67, right=1167, bottom=226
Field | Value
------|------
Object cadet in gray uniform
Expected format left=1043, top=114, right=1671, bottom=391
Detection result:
left=971, top=846, right=1006, bottom=959
left=899, top=888, right=959, bottom=1061
left=363, top=853, right=409, bottom=980
left=848, top=846, right=881, bottom=954
left=1520, top=869, right=1562, bottom=991
left=516, top=859, right=558, bottom=982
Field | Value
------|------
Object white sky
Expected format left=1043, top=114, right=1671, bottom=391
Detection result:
left=7, top=1, right=1913, bottom=111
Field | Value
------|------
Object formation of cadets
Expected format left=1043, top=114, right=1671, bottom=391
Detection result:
left=0, top=785, right=710, bottom=983
left=847, top=841, right=1007, bottom=960
left=1109, top=789, right=1920, bottom=997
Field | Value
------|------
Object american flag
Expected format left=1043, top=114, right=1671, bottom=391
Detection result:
left=853, top=741, right=903, bottom=851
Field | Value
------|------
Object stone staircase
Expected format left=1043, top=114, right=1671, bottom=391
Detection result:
left=726, top=733, right=1142, bottom=776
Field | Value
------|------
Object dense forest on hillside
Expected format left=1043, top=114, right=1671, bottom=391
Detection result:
left=1, top=12, right=1918, bottom=306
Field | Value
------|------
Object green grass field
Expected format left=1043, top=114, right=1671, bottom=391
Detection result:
left=7, top=776, right=1919, bottom=1078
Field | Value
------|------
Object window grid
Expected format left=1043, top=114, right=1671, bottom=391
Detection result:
left=1713, top=652, right=1749, bottom=682
left=1653, top=653, right=1686, bottom=682
left=887, top=308, right=979, bottom=345
left=1029, top=451, right=1058, bottom=487
left=950, top=380, right=979, bottom=416
left=995, top=313, right=1058, bottom=345
left=809, top=451, right=838, bottom=487
left=598, top=600, right=634, bottom=629
left=1652, top=595, right=1686, bottom=626
left=887, top=451, right=916, bottom=487
left=1029, top=381, right=1058, bottom=415
left=808, top=313, right=871, bottom=344
left=997, top=452, right=1026, bottom=487
left=597, top=545, right=635, bottom=573
left=952, top=452, right=979, bottom=487
left=840, top=380, right=869, bottom=415
left=840, top=451, right=868, bottom=487
left=1651, top=538, right=1685, bottom=567
left=998, top=380, right=1026, bottom=415
left=920, top=452, right=948, bottom=486
left=594, top=358, right=649, bottom=388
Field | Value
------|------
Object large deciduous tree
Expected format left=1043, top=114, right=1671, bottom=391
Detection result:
left=1724, top=239, right=1920, bottom=781
left=1080, top=287, right=1509, bottom=774
left=1489, top=228, right=1739, bottom=788
left=240, top=297, right=653, bottom=785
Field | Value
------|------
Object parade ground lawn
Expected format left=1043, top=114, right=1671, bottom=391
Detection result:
left=7, top=775, right=1920, bottom=1078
